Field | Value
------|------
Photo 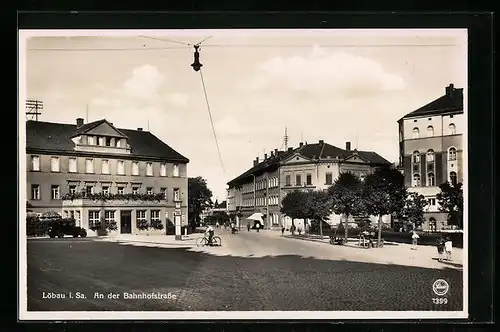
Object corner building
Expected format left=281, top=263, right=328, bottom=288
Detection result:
left=227, top=140, right=392, bottom=230
left=397, top=84, right=464, bottom=230
left=26, top=118, right=189, bottom=235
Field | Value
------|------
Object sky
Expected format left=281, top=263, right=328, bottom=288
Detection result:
left=20, top=29, right=467, bottom=201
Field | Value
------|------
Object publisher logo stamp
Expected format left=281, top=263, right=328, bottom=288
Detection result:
left=432, top=279, right=449, bottom=296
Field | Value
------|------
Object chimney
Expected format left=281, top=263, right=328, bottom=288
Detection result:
left=264, top=153, right=268, bottom=160
left=137, top=128, right=143, bottom=131
left=274, top=148, right=278, bottom=155
left=319, top=139, right=324, bottom=145
left=445, top=84, right=455, bottom=97
left=253, top=157, right=259, bottom=167
left=299, top=142, right=304, bottom=147
left=346, top=141, right=351, bottom=151
left=288, top=147, right=293, bottom=151
left=76, top=118, right=84, bottom=128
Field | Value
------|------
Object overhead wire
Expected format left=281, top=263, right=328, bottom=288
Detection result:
left=199, top=68, right=226, bottom=175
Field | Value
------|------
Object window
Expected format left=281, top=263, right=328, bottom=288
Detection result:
left=413, top=164, right=419, bottom=172
left=51, top=185, right=60, bottom=200
left=426, top=150, right=434, bottom=162
left=360, top=173, right=366, bottom=182
left=412, top=151, right=420, bottom=163
left=173, top=164, right=180, bottom=177
left=136, top=210, right=147, bottom=226
left=132, top=162, right=139, bottom=176
left=132, top=186, right=139, bottom=195
left=31, top=184, right=40, bottom=200
left=89, top=211, right=100, bottom=228
left=412, top=127, right=419, bottom=139
left=75, top=211, right=81, bottom=227
left=173, top=188, right=180, bottom=201
left=50, top=157, right=60, bottom=172
left=427, top=172, right=435, bottom=186
left=427, top=125, right=434, bottom=137
left=69, top=158, right=77, bottom=173
left=86, top=159, right=94, bottom=173
left=325, top=173, right=333, bottom=185
left=117, top=161, right=125, bottom=175
left=117, top=186, right=125, bottom=195
left=449, top=123, right=456, bottom=135
left=146, top=162, right=153, bottom=176
left=105, top=210, right=115, bottom=224
left=101, top=160, right=110, bottom=174
left=98, top=137, right=105, bottom=146
left=116, top=139, right=121, bottom=148
left=86, top=185, right=94, bottom=196
left=413, top=174, right=421, bottom=187
left=151, top=210, right=161, bottom=223
left=69, top=185, right=77, bottom=194
left=448, top=147, right=457, bottom=161
left=105, top=137, right=112, bottom=147
left=295, top=174, right=302, bottom=186
left=102, top=185, right=110, bottom=195
left=428, top=198, right=436, bottom=206
left=87, top=136, right=94, bottom=145
left=146, top=187, right=153, bottom=195
left=160, top=163, right=167, bottom=177
left=31, top=156, right=40, bottom=171
left=160, top=188, right=167, bottom=200
left=450, top=171, right=458, bottom=185
left=285, top=175, right=291, bottom=186
left=306, top=174, right=312, bottom=185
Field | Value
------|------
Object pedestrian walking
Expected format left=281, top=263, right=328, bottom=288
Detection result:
left=247, top=222, right=251, bottom=232
left=444, top=236, right=453, bottom=261
left=436, top=236, right=445, bottom=262
left=281, top=227, right=285, bottom=236
left=411, top=231, right=420, bottom=250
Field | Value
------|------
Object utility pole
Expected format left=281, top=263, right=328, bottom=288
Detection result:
left=284, top=127, right=289, bottom=150
left=25, top=100, right=43, bottom=121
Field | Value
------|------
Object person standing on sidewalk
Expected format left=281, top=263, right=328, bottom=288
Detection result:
left=247, top=222, right=251, bottom=232
left=411, top=231, right=420, bottom=250
left=444, top=236, right=453, bottom=261
left=436, top=236, right=445, bottom=262
left=281, top=227, right=285, bottom=236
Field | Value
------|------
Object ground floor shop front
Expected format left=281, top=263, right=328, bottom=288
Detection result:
left=62, top=199, right=188, bottom=236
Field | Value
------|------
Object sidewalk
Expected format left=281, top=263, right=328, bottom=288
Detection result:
left=272, top=231, right=464, bottom=271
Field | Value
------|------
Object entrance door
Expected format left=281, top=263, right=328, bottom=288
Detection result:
left=120, top=211, right=132, bottom=234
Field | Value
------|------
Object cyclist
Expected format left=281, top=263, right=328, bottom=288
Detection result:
left=205, top=224, right=215, bottom=246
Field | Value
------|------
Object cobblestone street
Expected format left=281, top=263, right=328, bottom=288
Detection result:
left=27, top=229, right=463, bottom=312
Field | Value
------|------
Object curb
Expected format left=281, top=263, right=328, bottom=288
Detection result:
left=91, top=237, right=196, bottom=247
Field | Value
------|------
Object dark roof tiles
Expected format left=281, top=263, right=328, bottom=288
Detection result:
left=400, top=85, right=463, bottom=120
left=26, top=120, right=189, bottom=162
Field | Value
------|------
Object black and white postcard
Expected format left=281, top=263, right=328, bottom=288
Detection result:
left=18, top=28, right=468, bottom=320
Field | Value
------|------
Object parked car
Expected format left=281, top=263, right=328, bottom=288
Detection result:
left=47, top=218, right=87, bottom=238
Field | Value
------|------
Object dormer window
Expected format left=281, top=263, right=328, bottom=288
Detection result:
left=98, top=137, right=105, bottom=146
left=116, top=139, right=121, bottom=148
left=105, top=137, right=112, bottom=147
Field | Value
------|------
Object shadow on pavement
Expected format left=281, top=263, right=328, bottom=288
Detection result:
left=27, top=239, right=463, bottom=312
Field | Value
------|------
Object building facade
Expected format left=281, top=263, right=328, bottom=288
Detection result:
left=26, top=118, right=189, bottom=236
left=397, top=84, right=464, bottom=231
left=227, top=140, right=392, bottom=230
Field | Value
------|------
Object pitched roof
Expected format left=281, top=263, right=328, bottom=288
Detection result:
left=214, top=200, right=227, bottom=209
left=400, top=84, right=464, bottom=120
left=26, top=120, right=189, bottom=162
left=72, top=119, right=127, bottom=137
left=227, top=142, right=390, bottom=186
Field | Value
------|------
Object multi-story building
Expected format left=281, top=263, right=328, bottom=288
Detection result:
left=26, top=118, right=189, bottom=236
left=227, top=140, right=392, bottom=230
left=397, top=84, right=464, bottom=231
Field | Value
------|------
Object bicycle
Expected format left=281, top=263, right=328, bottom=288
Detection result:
left=196, top=234, right=222, bottom=247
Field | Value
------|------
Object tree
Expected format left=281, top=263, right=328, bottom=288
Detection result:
left=402, top=192, right=428, bottom=230
left=328, top=172, right=363, bottom=242
left=303, top=190, right=332, bottom=237
left=436, top=181, right=463, bottom=229
left=362, top=167, right=407, bottom=246
left=188, top=177, right=213, bottom=228
left=280, top=190, right=308, bottom=235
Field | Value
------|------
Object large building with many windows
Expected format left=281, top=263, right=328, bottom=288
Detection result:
left=26, top=118, right=189, bottom=236
left=397, top=84, right=464, bottom=230
left=227, top=140, right=392, bottom=230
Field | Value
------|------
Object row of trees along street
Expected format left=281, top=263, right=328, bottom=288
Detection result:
left=280, top=167, right=464, bottom=246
